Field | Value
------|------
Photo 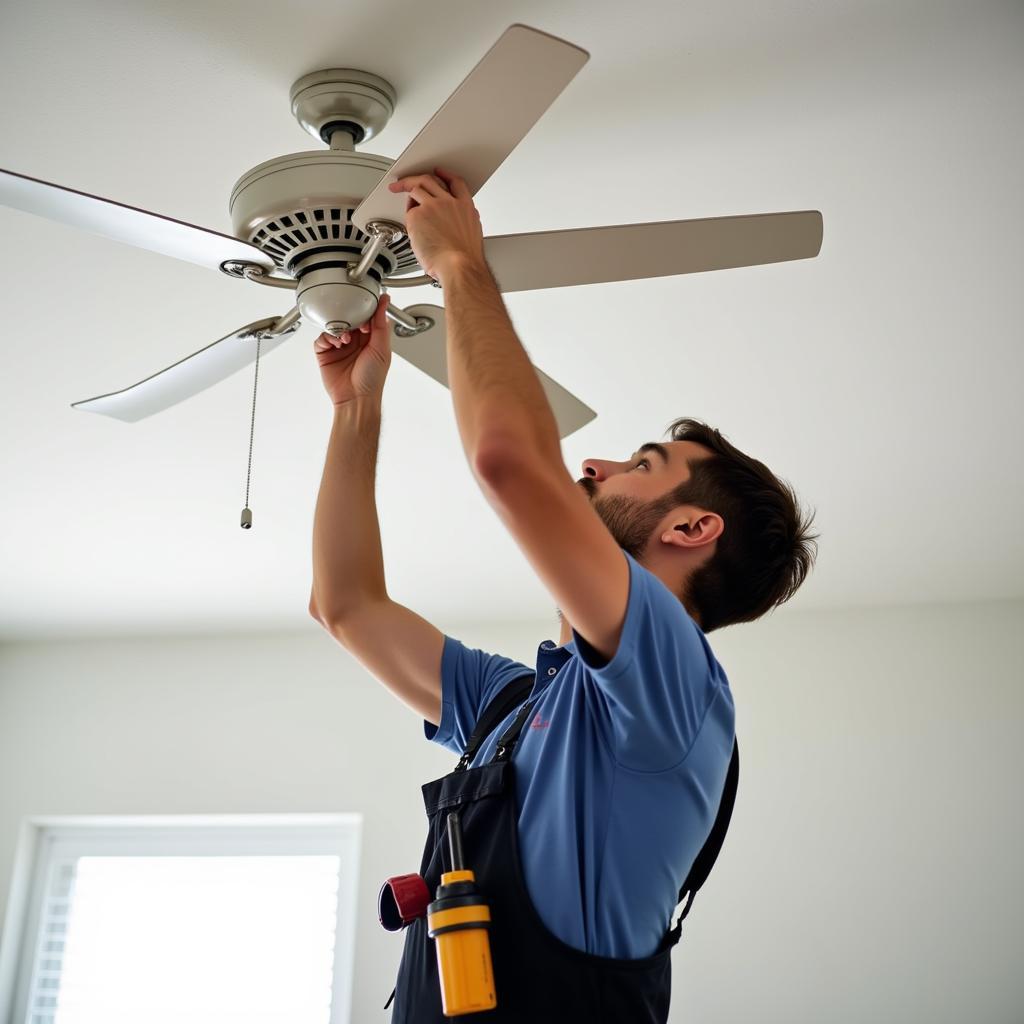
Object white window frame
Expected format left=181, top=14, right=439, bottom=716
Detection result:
left=0, top=813, right=362, bottom=1024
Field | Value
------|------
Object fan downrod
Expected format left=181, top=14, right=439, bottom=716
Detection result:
left=290, top=69, right=397, bottom=147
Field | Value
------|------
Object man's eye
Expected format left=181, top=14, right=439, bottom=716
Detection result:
left=632, top=458, right=650, bottom=471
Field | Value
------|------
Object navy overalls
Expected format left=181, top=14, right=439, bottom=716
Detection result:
left=386, top=673, right=739, bottom=1023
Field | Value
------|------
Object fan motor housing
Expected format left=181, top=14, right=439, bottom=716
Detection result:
left=229, top=150, right=420, bottom=331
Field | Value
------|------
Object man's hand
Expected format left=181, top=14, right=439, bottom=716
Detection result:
left=313, top=293, right=392, bottom=407
left=387, top=167, right=486, bottom=281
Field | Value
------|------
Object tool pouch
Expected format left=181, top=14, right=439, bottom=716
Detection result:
left=378, top=873, right=431, bottom=931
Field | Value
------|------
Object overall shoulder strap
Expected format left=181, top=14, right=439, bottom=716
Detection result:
left=661, top=737, right=740, bottom=948
left=454, top=674, right=535, bottom=772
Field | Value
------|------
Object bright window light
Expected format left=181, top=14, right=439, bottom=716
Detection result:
left=52, top=855, right=341, bottom=1024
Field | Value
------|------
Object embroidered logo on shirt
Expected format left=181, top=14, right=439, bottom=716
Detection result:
left=530, top=713, right=551, bottom=730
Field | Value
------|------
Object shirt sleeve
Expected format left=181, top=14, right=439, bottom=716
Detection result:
left=424, top=635, right=534, bottom=755
left=571, top=550, right=728, bottom=772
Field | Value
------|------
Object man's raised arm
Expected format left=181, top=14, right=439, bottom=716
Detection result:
left=308, top=296, right=445, bottom=724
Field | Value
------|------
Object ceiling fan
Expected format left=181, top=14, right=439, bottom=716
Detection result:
left=0, top=23, right=823, bottom=442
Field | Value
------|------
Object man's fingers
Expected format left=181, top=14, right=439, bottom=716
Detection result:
left=318, top=339, right=345, bottom=353
left=388, top=174, right=449, bottom=199
left=388, top=169, right=469, bottom=199
left=433, top=167, right=471, bottom=199
left=406, top=186, right=436, bottom=208
left=315, top=294, right=391, bottom=348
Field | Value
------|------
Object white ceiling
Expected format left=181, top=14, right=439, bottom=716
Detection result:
left=1, top=0, right=1021, bottom=639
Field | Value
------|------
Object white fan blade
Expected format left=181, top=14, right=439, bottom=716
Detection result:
left=0, top=167, right=274, bottom=273
left=483, top=211, right=824, bottom=293
left=71, top=317, right=298, bottom=422
left=352, top=24, right=588, bottom=233
left=391, top=304, right=596, bottom=439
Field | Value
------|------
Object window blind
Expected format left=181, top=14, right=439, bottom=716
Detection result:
left=9, top=817, right=361, bottom=1024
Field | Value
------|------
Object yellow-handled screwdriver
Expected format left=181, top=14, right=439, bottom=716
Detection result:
left=427, top=811, right=497, bottom=1016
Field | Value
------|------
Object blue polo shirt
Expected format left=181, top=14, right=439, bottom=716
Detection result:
left=424, top=550, right=736, bottom=959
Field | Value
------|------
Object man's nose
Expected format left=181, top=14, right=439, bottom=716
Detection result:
left=581, top=458, right=625, bottom=481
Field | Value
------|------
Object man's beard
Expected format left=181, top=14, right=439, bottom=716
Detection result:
left=578, top=477, right=675, bottom=562
left=556, top=480, right=684, bottom=626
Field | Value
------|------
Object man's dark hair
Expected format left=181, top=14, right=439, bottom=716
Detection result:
left=661, top=418, right=819, bottom=633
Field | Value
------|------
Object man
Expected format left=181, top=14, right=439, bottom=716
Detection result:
left=309, top=168, right=818, bottom=1022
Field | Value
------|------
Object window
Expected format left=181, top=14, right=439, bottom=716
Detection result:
left=0, top=814, right=361, bottom=1024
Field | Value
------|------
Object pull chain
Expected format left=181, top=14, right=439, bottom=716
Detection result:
left=240, top=334, right=262, bottom=529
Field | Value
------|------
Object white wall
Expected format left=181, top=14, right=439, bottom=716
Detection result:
left=1, top=601, right=1022, bottom=1023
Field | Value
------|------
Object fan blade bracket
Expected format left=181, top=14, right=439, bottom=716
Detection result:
left=386, top=303, right=433, bottom=336
left=348, top=221, right=406, bottom=284
left=380, top=272, right=439, bottom=289
left=220, top=260, right=297, bottom=290
left=245, top=306, right=302, bottom=339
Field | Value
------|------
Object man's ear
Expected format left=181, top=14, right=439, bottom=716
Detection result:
left=660, top=510, right=723, bottom=550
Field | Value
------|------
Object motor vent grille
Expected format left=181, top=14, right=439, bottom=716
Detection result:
left=249, top=206, right=420, bottom=276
